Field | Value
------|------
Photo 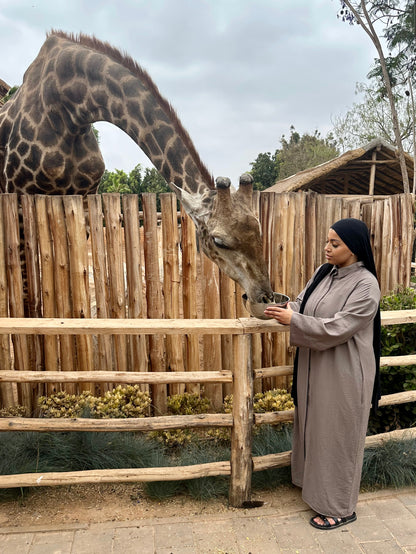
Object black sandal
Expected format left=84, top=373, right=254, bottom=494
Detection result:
left=310, top=512, right=357, bottom=530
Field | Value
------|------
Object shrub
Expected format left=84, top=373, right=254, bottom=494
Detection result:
left=251, top=425, right=293, bottom=490
left=0, top=430, right=169, bottom=500
left=206, top=389, right=294, bottom=444
left=167, top=392, right=210, bottom=415
left=0, top=406, right=27, bottom=417
left=38, top=386, right=151, bottom=419
left=253, top=389, right=294, bottom=413
left=361, top=437, right=416, bottom=489
left=368, top=287, right=416, bottom=434
left=150, top=429, right=194, bottom=448
left=150, top=392, right=210, bottom=448
left=221, top=389, right=294, bottom=414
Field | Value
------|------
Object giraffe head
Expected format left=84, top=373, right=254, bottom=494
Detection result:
left=170, top=173, right=273, bottom=303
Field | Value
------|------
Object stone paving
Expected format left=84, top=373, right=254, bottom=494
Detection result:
left=0, top=487, right=415, bottom=553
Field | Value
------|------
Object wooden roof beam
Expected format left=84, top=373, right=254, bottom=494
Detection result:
left=369, top=150, right=377, bottom=195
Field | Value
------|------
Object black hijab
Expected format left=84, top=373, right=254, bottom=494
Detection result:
left=292, top=218, right=381, bottom=413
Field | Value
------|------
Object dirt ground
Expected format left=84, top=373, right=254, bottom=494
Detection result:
left=0, top=483, right=301, bottom=528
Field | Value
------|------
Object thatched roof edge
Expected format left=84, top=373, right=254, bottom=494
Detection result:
left=265, top=138, right=413, bottom=193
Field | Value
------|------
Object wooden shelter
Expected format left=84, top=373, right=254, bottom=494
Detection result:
left=267, top=139, right=415, bottom=195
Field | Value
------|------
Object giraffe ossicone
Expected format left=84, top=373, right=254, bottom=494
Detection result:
left=0, top=30, right=273, bottom=304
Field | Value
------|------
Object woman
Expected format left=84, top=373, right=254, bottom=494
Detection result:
left=264, top=218, right=381, bottom=530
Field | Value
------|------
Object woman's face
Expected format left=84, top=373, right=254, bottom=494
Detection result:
left=324, top=228, right=357, bottom=268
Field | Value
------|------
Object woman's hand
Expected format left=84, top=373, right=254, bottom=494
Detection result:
left=263, top=303, right=293, bottom=325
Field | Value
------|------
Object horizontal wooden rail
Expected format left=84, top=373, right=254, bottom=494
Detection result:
left=254, top=410, right=295, bottom=425
left=254, top=366, right=294, bottom=379
left=0, top=370, right=233, bottom=384
left=253, top=354, right=416, bottom=380
left=253, top=428, right=416, bottom=472
left=1, top=390, right=414, bottom=433
left=253, top=452, right=291, bottom=471
left=380, top=309, right=416, bottom=325
left=0, top=427, right=414, bottom=489
left=378, top=390, right=416, bottom=407
left=0, top=462, right=232, bottom=489
left=0, top=413, right=233, bottom=432
left=364, top=427, right=416, bottom=447
left=0, top=317, right=286, bottom=335
left=252, top=390, right=416, bottom=426
left=0, top=308, right=414, bottom=337
left=0, top=352, right=413, bottom=385
left=380, top=355, right=416, bottom=367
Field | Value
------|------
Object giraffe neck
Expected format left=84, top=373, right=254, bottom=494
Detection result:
left=0, top=32, right=273, bottom=306
left=42, top=32, right=214, bottom=196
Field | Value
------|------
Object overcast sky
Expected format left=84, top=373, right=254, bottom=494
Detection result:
left=0, top=0, right=377, bottom=185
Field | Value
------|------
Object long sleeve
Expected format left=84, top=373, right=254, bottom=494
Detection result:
left=290, top=276, right=379, bottom=351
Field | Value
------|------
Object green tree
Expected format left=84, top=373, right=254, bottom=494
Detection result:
left=250, top=152, right=279, bottom=191
left=276, top=127, right=339, bottom=181
left=98, top=169, right=130, bottom=193
left=338, top=0, right=414, bottom=192
left=141, top=167, right=170, bottom=195
left=141, top=167, right=171, bottom=210
left=126, top=164, right=144, bottom=194
left=249, top=127, right=339, bottom=189
left=98, top=164, right=171, bottom=209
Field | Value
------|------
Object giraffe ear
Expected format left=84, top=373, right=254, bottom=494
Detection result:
left=169, top=182, right=209, bottom=225
left=234, top=173, right=253, bottom=206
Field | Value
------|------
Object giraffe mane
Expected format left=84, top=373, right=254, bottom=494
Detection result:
left=48, top=29, right=215, bottom=190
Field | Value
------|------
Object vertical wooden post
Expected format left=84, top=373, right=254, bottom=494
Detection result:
left=47, top=196, right=75, bottom=393
left=142, top=193, right=166, bottom=414
left=391, top=195, right=400, bottom=290
left=203, top=255, right=223, bottom=409
left=229, top=333, right=253, bottom=507
left=371, top=197, right=384, bottom=285
left=251, top=190, right=265, bottom=394
left=21, top=195, right=43, bottom=378
left=122, top=195, right=148, bottom=387
left=88, top=195, right=113, bottom=389
left=400, top=194, right=414, bottom=288
left=369, top=150, right=377, bottom=195
left=102, top=194, right=128, bottom=374
left=62, top=196, right=93, bottom=389
left=220, top=271, right=235, bottom=398
left=181, top=207, right=200, bottom=394
left=3, top=194, right=31, bottom=409
left=35, top=195, right=59, bottom=394
left=381, top=197, right=393, bottom=295
left=161, top=193, right=184, bottom=396
left=0, top=197, right=15, bottom=407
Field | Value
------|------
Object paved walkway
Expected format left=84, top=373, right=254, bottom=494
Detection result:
left=0, top=486, right=415, bottom=553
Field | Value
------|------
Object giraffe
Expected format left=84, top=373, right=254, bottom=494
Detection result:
left=0, top=30, right=273, bottom=303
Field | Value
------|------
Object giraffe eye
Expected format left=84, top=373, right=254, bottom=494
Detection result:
left=213, top=237, right=229, bottom=249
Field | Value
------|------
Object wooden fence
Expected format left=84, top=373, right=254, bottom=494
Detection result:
left=0, top=192, right=414, bottom=413
left=0, top=312, right=415, bottom=507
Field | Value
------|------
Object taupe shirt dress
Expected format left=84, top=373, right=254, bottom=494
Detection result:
left=289, top=261, right=380, bottom=517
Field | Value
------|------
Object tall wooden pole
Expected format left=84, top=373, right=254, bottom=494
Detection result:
left=229, top=333, right=253, bottom=507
